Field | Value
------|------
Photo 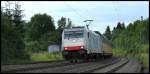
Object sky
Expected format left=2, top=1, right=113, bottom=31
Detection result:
left=1, top=1, right=149, bottom=34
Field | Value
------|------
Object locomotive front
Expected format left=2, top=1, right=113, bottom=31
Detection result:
left=62, top=27, right=87, bottom=60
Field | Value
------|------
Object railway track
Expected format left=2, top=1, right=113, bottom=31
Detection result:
left=1, top=57, right=144, bottom=73
left=91, top=57, right=128, bottom=73
left=114, top=58, right=142, bottom=73
left=1, top=60, right=71, bottom=73
left=20, top=57, right=118, bottom=73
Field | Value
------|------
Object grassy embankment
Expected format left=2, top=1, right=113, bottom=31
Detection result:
left=1, top=52, right=64, bottom=65
left=30, top=51, right=64, bottom=62
left=112, top=44, right=149, bottom=68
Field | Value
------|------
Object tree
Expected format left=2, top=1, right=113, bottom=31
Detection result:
left=112, top=22, right=125, bottom=40
left=104, top=26, right=112, bottom=40
left=11, top=2, right=26, bottom=53
left=1, top=13, right=13, bottom=62
left=26, top=13, right=55, bottom=41
left=121, top=22, right=125, bottom=30
left=111, top=17, right=149, bottom=57
left=66, top=18, right=72, bottom=28
left=1, top=10, right=28, bottom=64
left=12, top=2, right=25, bottom=35
left=116, top=22, right=122, bottom=30
left=57, top=17, right=66, bottom=29
left=25, top=13, right=56, bottom=52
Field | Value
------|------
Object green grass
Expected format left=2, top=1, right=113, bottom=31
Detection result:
left=1, top=51, right=64, bottom=65
left=112, top=48, right=127, bottom=57
left=30, top=52, right=64, bottom=62
left=1, top=59, right=32, bottom=65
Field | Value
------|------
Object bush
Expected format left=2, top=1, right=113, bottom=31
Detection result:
left=30, top=52, right=63, bottom=62
left=25, top=41, right=40, bottom=53
left=136, top=44, right=149, bottom=68
left=112, top=48, right=127, bottom=57
left=113, top=44, right=149, bottom=68
left=139, top=53, right=149, bottom=68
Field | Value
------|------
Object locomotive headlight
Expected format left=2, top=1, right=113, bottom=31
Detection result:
left=81, top=46, right=84, bottom=49
left=64, top=47, right=67, bottom=50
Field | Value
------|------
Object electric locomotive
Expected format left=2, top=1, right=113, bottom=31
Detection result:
left=61, top=26, right=112, bottom=62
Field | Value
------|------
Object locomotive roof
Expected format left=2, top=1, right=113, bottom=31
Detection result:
left=64, top=27, right=84, bottom=30
left=64, top=26, right=85, bottom=29
left=72, top=26, right=85, bottom=28
left=94, top=31, right=110, bottom=41
left=64, top=26, right=86, bottom=31
left=89, top=30, right=99, bottom=36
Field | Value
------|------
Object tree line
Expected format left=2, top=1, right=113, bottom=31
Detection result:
left=1, top=2, right=73, bottom=64
left=103, top=18, right=149, bottom=68
left=104, top=17, right=149, bottom=56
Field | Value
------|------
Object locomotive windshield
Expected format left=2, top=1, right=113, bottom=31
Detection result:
left=64, top=30, right=84, bottom=39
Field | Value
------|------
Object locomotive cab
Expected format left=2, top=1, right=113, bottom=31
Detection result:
left=61, top=26, right=87, bottom=60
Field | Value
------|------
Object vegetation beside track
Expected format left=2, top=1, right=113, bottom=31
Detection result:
left=112, top=44, right=149, bottom=69
left=30, top=52, right=64, bottom=62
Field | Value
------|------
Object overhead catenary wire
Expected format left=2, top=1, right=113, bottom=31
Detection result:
left=63, top=2, right=87, bottom=22
left=81, top=4, right=94, bottom=22
left=63, top=2, right=97, bottom=28
left=113, top=1, right=121, bottom=23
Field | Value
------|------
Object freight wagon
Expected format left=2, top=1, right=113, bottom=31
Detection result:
left=61, top=26, right=112, bottom=62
